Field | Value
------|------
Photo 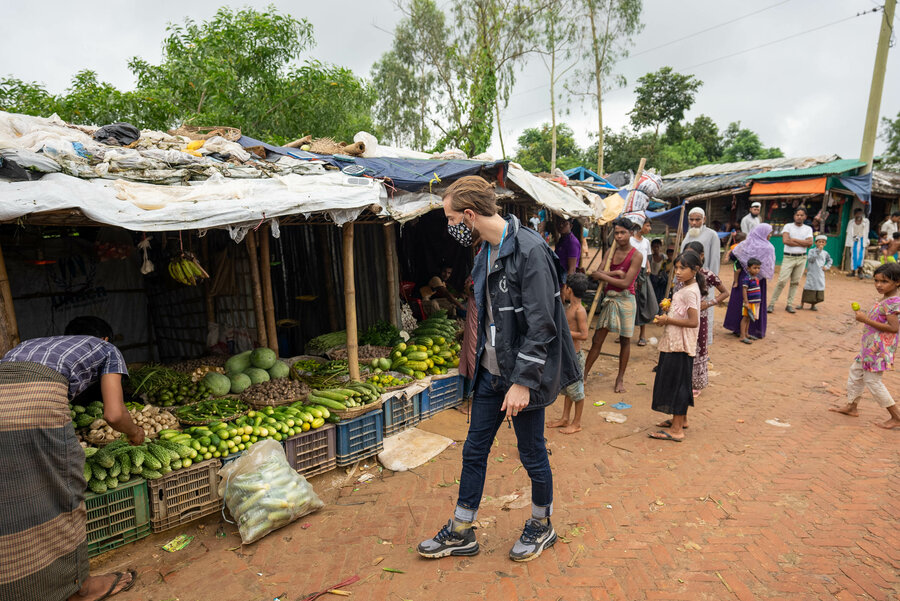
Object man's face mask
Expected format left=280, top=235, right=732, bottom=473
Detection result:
left=448, top=215, right=474, bottom=246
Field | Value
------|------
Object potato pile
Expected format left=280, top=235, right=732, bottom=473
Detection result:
left=240, top=378, right=310, bottom=407
left=327, top=345, right=392, bottom=361
left=190, top=365, right=225, bottom=383
left=129, top=405, right=179, bottom=438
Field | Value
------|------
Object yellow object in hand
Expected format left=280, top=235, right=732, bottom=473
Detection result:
left=851, top=302, right=860, bottom=311
left=660, top=298, right=671, bottom=311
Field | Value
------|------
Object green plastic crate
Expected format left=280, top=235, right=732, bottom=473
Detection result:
left=85, top=478, right=150, bottom=557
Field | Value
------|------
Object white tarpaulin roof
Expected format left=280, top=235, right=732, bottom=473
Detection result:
left=505, top=165, right=600, bottom=219
left=0, top=171, right=386, bottom=239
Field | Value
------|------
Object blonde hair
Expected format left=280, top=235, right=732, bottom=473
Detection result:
left=443, top=176, right=498, bottom=217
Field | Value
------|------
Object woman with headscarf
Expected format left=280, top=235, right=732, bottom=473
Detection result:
left=723, top=223, right=776, bottom=339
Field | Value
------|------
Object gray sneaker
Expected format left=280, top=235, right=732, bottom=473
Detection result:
left=417, top=520, right=479, bottom=558
left=509, top=518, right=557, bottom=562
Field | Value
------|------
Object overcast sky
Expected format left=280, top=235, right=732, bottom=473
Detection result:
left=1, top=0, right=897, bottom=165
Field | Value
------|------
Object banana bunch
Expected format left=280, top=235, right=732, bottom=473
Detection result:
left=168, top=253, right=210, bottom=286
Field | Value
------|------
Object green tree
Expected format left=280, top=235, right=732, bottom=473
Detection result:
left=1, top=7, right=374, bottom=144
left=514, top=122, right=582, bottom=172
left=568, top=0, right=643, bottom=174
left=881, top=110, right=900, bottom=163
left=629, top=67, right=702, bottom=139
left=720, top=121, right=783, bottom=162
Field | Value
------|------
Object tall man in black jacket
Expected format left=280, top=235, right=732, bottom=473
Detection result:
left=417, top=176, right=581, bottom=562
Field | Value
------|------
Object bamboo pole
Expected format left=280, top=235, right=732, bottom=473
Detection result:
left=0, top=240, right=19, bottom=350
left=201, top=236, right=216, bottom=324
left=259, top=225, right=279, bottom=356
left=343, top=224, right=360, bottom=381
left=245, top=230, right=268, bottom=348
left=586, top=158, right=646, bottom=330
left=318, top=228, right=340, bottom=332
left=384, top=222, right=400, bottom=327
left=665, top=202, right=688, bottom=296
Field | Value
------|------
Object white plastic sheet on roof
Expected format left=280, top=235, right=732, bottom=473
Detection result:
left=505, top=165, right=599, bottom=220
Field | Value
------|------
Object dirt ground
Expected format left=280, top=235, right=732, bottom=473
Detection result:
left=103, top=264, right=899, bottom=601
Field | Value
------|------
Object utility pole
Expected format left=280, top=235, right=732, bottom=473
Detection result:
left=860, top=0, right=896, bottom=174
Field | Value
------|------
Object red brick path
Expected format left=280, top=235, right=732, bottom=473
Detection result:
left=106, top=268, right=899, bottom=601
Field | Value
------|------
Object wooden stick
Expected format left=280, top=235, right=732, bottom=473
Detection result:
left=665, top=202, right=688, bottom=296
left=0, top=240, right=20, bottom=350
left=586, top=158, right=646, bottom=330
left=245, top=230, right=267, bottom=348
left=384, top=222, right=399, bottom=327
left=343, top=224, right=360, bottom=382
left=259, top=225, right=279, bottom=356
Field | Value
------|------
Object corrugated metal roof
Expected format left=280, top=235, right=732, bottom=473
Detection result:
left=657, top=155, right=840, bottom=200
left=745, top=159, right=865, bottom=180
left=873, top=170, right=900, bottom=196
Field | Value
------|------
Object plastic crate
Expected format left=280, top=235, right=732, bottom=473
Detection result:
left=420, top=376, right=463, bottom=418
left=383, top=392, right=420, bottom=437
left=285, top=425, right=336, bottom=478
left=147, top=459, right=222, bottom=532
left=85, top=478, right=151, bottom=558
left=336, top=411, right=384, bottom=467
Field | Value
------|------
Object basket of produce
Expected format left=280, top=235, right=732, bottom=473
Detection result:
left=309, top=381, right=386, bottom=419
left=305, top=331, right=347, bottom=356
left=240, top=378, right=311, bottom=408
left=175, top=397, right=250, bottom=426
left=126, top=365, right=213, bottom=407
left=288, top=356, right=329, bottom=380
left=166, top=355, right=228, bottom=374
left=326, top=345, right=394, bottom=361
left=366, top=370, right=414, bottom=392
left=198, top=347, right=294, bottom=397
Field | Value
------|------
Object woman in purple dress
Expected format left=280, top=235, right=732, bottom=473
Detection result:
left=555, top=218, right=583, bottom=276
left=724, top=223, right=775, bottom=339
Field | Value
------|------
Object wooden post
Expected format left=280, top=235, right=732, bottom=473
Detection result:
left=259, top=225, right=279, bottom=356
left=665, top=202, right=688, bottom=296
left=245, top=230, right=268, bottom=348
left=343, top=224, right=360, bottom=381
left=201, top=236, right=216, bottom=324
left=586, top=158, right=646, bottom=330
left=0, top=241, right=19, bottom=350
left=317, top=228, right=340, bottom=332
left=384, top=222, right=400, bottom=327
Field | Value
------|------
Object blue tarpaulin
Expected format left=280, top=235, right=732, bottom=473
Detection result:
left=237, top=135, right=507, bottom=192
left=564, top=167, right=618, bottom=191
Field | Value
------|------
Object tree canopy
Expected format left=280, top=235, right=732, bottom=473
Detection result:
left=513, top=123, right=583, bottom=172
left=629, top=66, right=702, bottom=136
left=0, top=7, right=374, bottom=144
left=881, top=110, right=900, bottom=168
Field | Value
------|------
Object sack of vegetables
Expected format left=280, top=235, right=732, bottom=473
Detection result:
left=218, top=439, right=323, bottom=544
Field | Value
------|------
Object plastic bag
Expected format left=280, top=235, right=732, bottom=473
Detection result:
left=93, top=122, right=140, bottom=146
left=218, top=439, right=323, bottom=544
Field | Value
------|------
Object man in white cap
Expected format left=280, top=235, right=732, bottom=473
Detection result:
left=741, top=202, right=762, bottom=234
left=680, top=206, right=721, bottom=345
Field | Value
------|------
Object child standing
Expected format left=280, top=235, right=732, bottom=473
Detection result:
left=829, top=263, right=900, bottom=429
left=740, top=259, right=762, bottom=344
left=799, top=235, right=832, bottom=311
left=548, top=274, right=589, bottom=434
left=648, top=251, right=704, bottom=442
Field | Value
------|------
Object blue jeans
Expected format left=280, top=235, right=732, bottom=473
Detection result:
left=456, top=372, right=553, bottom=518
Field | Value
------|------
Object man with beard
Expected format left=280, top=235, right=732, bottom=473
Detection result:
left=417, top=176, right=580, bottom=563
left=741, top=202, right=762, bottom=234
left=680, top=207, right=721, bottom=344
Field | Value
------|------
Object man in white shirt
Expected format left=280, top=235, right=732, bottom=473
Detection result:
left=844, top=209, right=870, bottom=279
left=768, top=207, right=814, bottom=314
left=740, top=202, right=762, bottom=234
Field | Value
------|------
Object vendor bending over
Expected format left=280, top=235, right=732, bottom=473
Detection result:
left=0, top=316, right=143, bottom=601
left=422, top=265, right=465, bottom=317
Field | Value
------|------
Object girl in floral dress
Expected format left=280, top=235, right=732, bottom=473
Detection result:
left=830, top=262, right=900, bottom=429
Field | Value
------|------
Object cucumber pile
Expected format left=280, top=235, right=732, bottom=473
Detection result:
left=83, top=437, right=199, bottom=494
left=309, top=381, right=384, bottom=410
left=389, top=316, right=461, bottom=379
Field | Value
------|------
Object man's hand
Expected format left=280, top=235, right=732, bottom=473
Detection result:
left=128, top=426, right=145, bottom=446
left=500, top=383, right=530, bottom=419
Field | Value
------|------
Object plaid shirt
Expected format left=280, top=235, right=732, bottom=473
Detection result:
left=0, top=335, right=128, bottom=398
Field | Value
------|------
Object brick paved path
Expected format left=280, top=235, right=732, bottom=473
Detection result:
left=108, top=268, right=899, bottom=601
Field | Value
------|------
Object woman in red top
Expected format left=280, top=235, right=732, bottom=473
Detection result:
left=584, top=218, right=644, bottom=393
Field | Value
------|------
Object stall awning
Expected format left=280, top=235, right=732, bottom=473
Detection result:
left=750, top=178, right=827, bottom=196
left=506, top=166, right=597, bottom=219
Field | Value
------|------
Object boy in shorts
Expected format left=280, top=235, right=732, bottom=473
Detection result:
left=548, top=274, right=590, bottom=434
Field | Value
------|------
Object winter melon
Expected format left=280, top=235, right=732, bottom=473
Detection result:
left=250, top=347, right=277, bottom=370
left=225, top=350, right=253, bottom=374
left=267, top=361, right=289, bottom=380
left=229, top=373, right=252, bottom=394
left=203, top=372, right=232, bottom=396
left=244, top=367, right=270, bottom=385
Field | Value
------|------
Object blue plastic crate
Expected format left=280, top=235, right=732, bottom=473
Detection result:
left=420, top=376, right=463, bottom=419
left=383, top=392, right=421, bottom=437
left=336, top=410, right=384, bottom=467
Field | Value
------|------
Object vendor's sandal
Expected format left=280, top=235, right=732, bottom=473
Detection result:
left=637, top=338, right=648, bottom=347
left=96, top=570, right=137, bottom=601
left=656, top=419, right=688, bottom=429
left=648, top=430, right=683, bottom=442
left=741, top=338, right=753, bottom=344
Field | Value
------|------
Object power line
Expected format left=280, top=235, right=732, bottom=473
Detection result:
left=622, top=0, right=793, bottom=61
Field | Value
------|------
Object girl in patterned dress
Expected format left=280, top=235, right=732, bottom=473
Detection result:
left=830, top=262, right=900, bottom=429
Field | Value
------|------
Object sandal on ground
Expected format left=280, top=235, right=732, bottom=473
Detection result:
left=741, top=338, right=753, bottom=344
left=647, top=430, right=683, bottom=442
left=637, top=338, right=647, bottom=347
left=97, top=570, right=137, bottom=601
left=656, top=419, right=688, bottom=429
